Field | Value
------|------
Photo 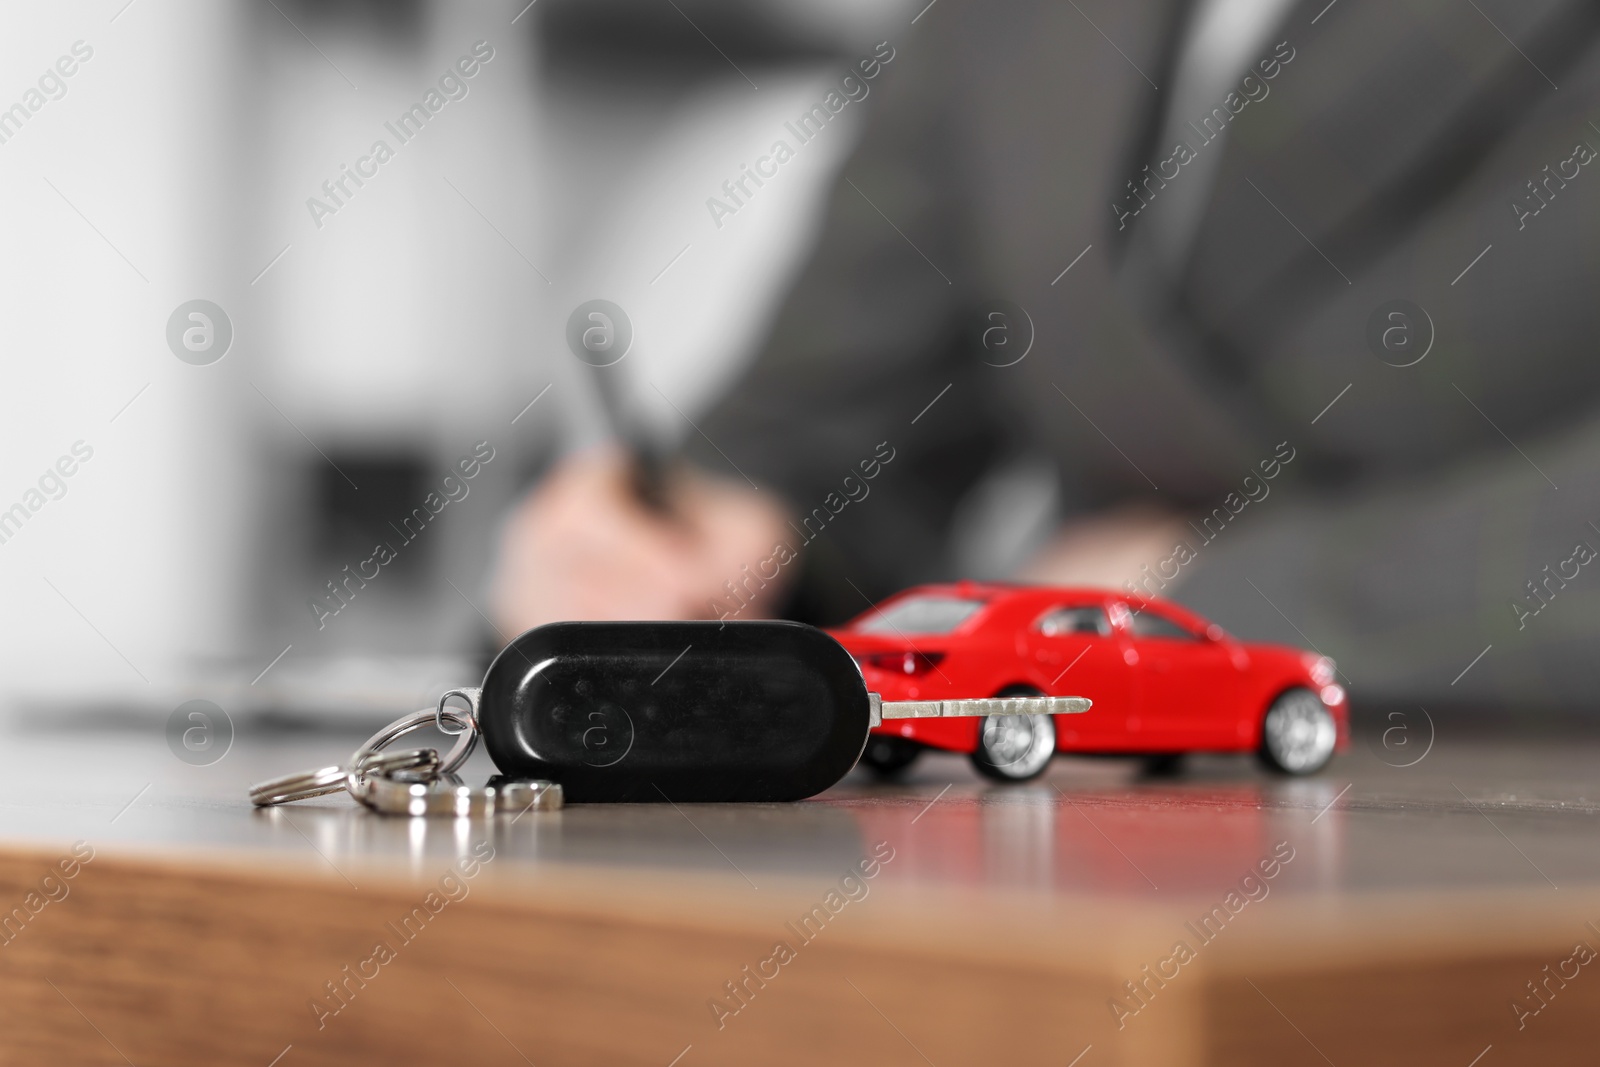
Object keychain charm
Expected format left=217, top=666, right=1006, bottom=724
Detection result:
left=250, top=620, right=1090, bottom=809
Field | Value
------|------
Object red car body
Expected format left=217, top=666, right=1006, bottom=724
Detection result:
left=827, top=583, right=1348, bottom=759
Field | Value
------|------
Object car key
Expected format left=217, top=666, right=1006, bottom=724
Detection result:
left=251, top=620, right=1089, bottom=808
left=474, top=621, right=1086, bottom=802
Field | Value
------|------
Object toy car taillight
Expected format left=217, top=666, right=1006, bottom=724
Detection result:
left=864, top=651, right=946, bottom=675
left=1306, top=655, right=1337, bottom=686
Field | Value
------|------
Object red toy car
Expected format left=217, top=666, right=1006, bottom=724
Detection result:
left=827, top=583, right=1346, bottom=782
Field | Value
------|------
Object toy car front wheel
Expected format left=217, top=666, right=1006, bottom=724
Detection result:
left=1258, top=688, right=1337, bottom=775
left=970, top=687, right=1056, bottom=782
left=860, top=735, right=922, bottom=779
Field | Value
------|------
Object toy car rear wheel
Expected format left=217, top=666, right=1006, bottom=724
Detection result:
left=860, top=735, right=922, bottom=779
left=970, top=686, right=1056, bottom=782
left=1257, top=688, right=1337, bottom=775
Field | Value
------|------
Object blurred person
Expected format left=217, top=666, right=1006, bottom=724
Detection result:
left=493, top=0, right=1600, bottom=706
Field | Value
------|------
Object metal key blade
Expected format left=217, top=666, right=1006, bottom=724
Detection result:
left=869, top=693, right=1091, bottom=728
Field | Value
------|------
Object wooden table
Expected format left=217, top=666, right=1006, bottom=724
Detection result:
left=3, top=712, right=1597, bottom=1065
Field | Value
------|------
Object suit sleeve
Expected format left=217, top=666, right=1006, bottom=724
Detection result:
left=683, top=25, right=1008, bottom=620
left=1175, top=416, right=1600, bottom=709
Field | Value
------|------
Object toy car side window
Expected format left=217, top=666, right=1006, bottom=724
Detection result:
left=1126, top=610, right=1202, bottom=641
left=1036, top=606, right=1111, bottom=637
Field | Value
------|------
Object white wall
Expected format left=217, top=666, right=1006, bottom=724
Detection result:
left=0, top=0, right=904, bottom=717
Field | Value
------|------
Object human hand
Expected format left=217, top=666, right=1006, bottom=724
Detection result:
left=1018, top=501, right=1190, bottom=590
left=488, top=447, right=793, bottom=636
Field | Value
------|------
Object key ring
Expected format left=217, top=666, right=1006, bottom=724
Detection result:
left=249, top=765, right=348, bottom=807
left=346, top=704, right=478, bottom=799
left=251, top=700, right=477, bottom=809
left=433, top=687, right=482, bottom=735
left=249, top=748, right=442, bottom=807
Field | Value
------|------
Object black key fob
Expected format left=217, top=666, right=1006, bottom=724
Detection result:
left=478, top=621, right=871, bottom=802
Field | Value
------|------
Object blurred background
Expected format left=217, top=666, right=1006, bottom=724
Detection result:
left=4, top=0, right=1599, bottom=725
left=0, top=0, right=906, bottom=719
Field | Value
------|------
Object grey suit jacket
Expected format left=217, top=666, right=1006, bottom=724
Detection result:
left=688, top=0, right=1600, bottom=707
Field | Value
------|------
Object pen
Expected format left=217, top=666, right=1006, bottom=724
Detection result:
left=567, top=298, right=673, bottom=515
left=587, top=360, right=673, bottom=515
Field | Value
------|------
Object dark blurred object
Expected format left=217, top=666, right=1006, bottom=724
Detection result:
left=314, top=454, right=432, bottom=585
left=538, top=0, right=877, bottom=75
left=279, top=0, right=425, bottom=41
left=686, top=0, right=1600, bottom=707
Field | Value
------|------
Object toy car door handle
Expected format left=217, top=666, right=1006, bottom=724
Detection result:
left=869, top=692, right=1091, bottom=728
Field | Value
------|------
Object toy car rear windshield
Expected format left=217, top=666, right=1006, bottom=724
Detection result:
left=855, top=595, right=988, bottom=635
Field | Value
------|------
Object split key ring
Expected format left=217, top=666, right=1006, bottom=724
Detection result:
left=249, top=702, right=478, bottom=808
left=345, top=703, right=479, bottom=802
